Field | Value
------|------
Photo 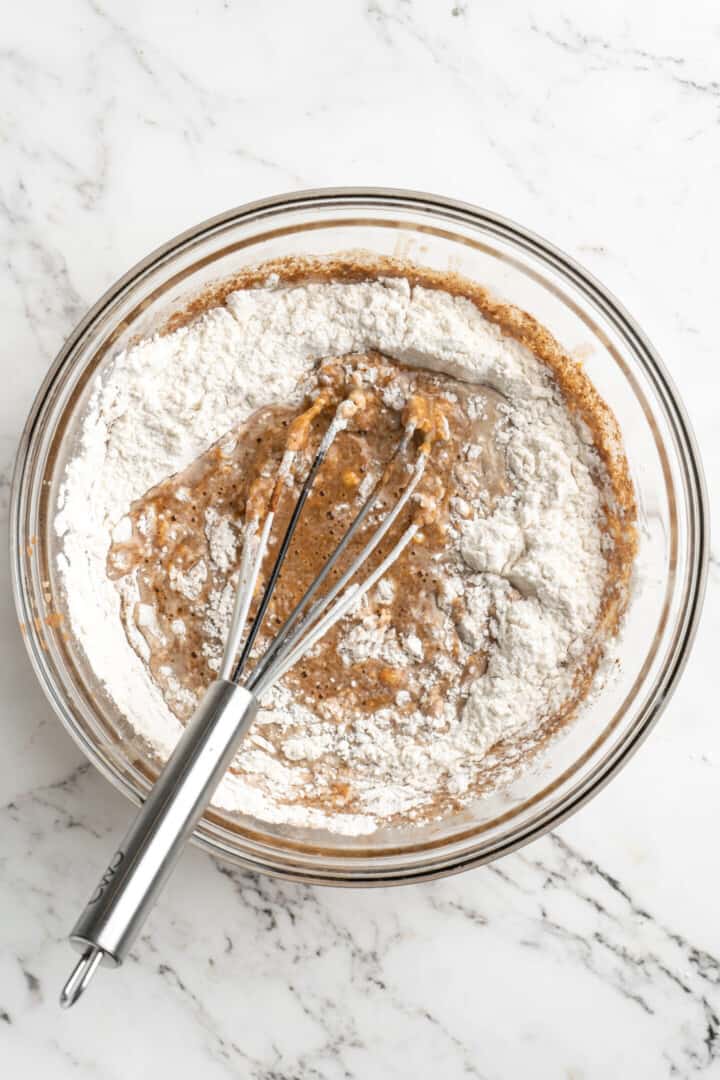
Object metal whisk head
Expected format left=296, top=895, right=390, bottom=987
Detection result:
left=220, top=390, right=429, bottom=697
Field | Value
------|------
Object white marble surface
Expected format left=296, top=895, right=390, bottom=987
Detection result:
left=1, top=2, right=718, bottom=1076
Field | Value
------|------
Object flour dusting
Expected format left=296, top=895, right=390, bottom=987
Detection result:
left=55, top=273, right=624, bottom=836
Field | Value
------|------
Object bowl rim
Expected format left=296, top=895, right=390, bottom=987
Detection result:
left=10, top=186, right=710, bottom=885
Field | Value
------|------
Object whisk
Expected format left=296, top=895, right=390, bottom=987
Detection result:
left=60, top=389, right=435, bottom=1007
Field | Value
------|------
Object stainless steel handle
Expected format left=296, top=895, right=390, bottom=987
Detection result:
left=61, top=680, right=257, bottom=1006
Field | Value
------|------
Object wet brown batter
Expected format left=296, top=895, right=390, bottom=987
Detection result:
left=107, top=354, right=506, bottom=779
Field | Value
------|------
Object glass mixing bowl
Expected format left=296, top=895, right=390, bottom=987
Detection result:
left=11, top=188, right=708, bottom=884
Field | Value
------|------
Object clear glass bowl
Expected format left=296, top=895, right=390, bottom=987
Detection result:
left=10, top=189, right=708, bottom=884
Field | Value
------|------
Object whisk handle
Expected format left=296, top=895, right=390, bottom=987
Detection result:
left=66, top=681, right=257, bottom=980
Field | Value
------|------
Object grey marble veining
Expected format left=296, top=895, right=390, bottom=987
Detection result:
left=3, top=764, right=720, bottom=1077
left=1, top=1, right=718, bottom=1077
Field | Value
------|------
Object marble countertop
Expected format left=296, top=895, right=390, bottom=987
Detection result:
left=2, top=2, right=718, bottom=1076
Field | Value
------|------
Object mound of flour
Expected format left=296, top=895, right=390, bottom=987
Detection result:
left=55, top=276, right=607, bottom=835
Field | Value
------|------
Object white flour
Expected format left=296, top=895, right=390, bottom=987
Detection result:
left=56, top=276, right=610, bottom=835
